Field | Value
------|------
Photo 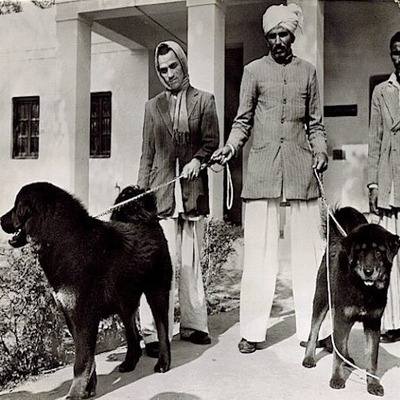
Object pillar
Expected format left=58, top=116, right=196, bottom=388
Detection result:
left=187, top=0, right=226, bottom=219
left=55, top=16, right=92, bottom=205
left=289, top=0, right=324, bottom=97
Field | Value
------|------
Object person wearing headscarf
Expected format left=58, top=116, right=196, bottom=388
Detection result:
left=137, top=41, right=219, bottom=356
left=211, top=3, right=330, bottom=353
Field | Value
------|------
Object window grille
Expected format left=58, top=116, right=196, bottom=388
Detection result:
left=12, top=96, right=40, bottom=159
left=90, top=92, right=111, bottom=158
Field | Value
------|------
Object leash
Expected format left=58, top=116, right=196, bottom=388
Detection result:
left=314, top=168, right=381, bottom=383
left=94, top=161, right=234, bottom=219
left=313, top=170, right=347, bottom=237
left=94, top=174, right=183, bottom=219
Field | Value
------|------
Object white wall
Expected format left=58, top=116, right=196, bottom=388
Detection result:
left=0, top=3, right=148, bottom=219
left=89, top=36, right=148, bottom=216
left=324, top=1, right=400, bottom=212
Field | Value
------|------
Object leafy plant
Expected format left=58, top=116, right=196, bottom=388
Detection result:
left=201, top=218, right=243, bottom=287
left=0, top=245, right=66, bottom=389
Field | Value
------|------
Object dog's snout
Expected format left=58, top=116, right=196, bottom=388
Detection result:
left=363, top=266, right=374, bottom=277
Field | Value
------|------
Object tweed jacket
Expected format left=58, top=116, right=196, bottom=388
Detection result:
left=368, top=74, right=400, bottom=209
left=137, top=86, right=219, bottom=217
left=227, top=54, right=327, bottom=201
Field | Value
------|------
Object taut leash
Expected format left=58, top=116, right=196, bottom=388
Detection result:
left=94, top=161, right=234, bottom=219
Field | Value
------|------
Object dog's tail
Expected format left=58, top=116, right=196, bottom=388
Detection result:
left=331, top=206, right=368, bottom=236
left=110, top=185, right=158, bottom=223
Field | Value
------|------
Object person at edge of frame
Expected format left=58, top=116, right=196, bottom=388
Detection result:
left=367, top=31, right=400, bottom=344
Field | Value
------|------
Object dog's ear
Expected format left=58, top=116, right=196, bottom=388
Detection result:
left=341, top=235, right=358, bottom=265
left=14, top=201, right=32, bottom=227
left=385, top=232, right=400, bottom=262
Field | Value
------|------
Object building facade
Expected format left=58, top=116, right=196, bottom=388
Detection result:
left=0, top=0, right=399, bottom=226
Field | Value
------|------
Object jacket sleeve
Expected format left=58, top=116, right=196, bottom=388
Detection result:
left=193, top=93, right=220, bottom=162
left=367, top=86, right=383, bottom=186
left=306, top=69, right=327, bottom=156
left=226, top=67, right=257, bottom=153
left=137, top=101, right=155, bottom=189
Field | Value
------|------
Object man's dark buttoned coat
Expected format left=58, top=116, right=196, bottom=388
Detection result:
left=138, top=86, right=219, bottom=217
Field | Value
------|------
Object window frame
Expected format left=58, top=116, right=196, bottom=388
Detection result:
left=90, top=91, right=112, bottom=158
left=12, top=96, right=40, bottom=159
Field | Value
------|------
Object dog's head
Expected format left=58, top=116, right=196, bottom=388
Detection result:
left=343, top=224, right=400, bottom=290
left=110, top=185, right=158, bottom=223
left=1, top=182, right=86, bottom=248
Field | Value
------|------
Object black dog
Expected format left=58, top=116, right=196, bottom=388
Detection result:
left=302, top=207, right=400, bottom=396
left=0, top=182, right=172, bottom=399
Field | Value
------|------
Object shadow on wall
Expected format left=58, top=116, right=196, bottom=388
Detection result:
left=325, top=144, right=369, bottom=213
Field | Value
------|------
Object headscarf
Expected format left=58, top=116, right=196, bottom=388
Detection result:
left=155, top=41, right=190, bottom=145
left=262, top=3, right=303, bottom=36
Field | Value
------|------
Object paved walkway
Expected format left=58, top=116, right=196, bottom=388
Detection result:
left=1, top=233, right=400, bottom=399
left=1, top=308, right=400, bottom=400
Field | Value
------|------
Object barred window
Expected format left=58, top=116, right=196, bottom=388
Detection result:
left=90, top=92, right=111, bottom=158
left=12, top=96, right=40, bottom=159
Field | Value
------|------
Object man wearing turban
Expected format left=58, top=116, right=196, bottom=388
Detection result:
left=137, top=41, right=219, bottom=356
left=212, top=3, right=330, bottom=353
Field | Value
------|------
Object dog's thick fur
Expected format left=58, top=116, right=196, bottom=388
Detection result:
left=0, top=182, right=172, bottom=399
left=302, top=207, right=400, bottom=396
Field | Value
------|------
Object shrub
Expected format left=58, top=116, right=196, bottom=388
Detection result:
left=0, top=244, right=66, bottom=390
left=201, top=218, right=243, bottom=287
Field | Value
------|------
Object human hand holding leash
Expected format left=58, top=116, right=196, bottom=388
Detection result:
left=312, top=152, right=328, bottom=173
left=369, top=186, right=379, bottom=215
left=210, top=144, right=235, bottom=165
left=182, top=158, right=201, bottom=180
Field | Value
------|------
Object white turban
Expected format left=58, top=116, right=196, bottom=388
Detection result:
left=262, top=3, right=303, bottom=36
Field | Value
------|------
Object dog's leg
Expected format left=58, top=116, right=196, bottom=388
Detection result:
left=146, top=290, right=171, bottom=373
left=118, top=302, right=142, bottom=373
left=67, top=322, right=98, bottom=400
left=329, top=317, right=352, bottom=390
left=302, top=304, right=329, bottom=368
left=303, top=263, right=329, bottom=368
left=364, top=318, right=384, bottom=396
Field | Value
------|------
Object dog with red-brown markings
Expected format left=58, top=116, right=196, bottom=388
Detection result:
left=0, top=182, right=172, bottom=399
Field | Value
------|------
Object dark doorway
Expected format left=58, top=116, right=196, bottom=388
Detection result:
left=224, top=47, right=243, bottom=225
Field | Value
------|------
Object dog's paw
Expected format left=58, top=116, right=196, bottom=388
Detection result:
left=154, top=360, right=170, bottom=373
left=302, top=356, right=316, bottom=368
left=118, top=360, right=136, bottom=373
left=66, top=390, right=91, bottom=399
left=329, top=377, right=346, bottom=390
left=367, top=382, right=384, bottom=397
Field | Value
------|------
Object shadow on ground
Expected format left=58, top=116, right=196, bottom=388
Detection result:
left=0, top=308, right=239, bottom=400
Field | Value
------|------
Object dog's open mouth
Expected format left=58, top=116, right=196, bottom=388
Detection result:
left=9, top=228, right=28, bottom=248
left=363, top=280, right=374, bottom=286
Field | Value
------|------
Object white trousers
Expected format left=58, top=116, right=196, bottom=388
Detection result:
left=379, top=213, right=400, bottom=330
left=140, top=217, right=209, bottom=343
left=240, top=198, right=328, bottom=342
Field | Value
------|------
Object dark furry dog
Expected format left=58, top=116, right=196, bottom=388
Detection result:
left=302, top=207, right=400, bottom=396
left=0, top=182, right=172, bottom=399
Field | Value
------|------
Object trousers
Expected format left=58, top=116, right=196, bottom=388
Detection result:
left=379, top=211, right=400, bottom=330
left=240, top=198, right=329, bottom=342
left=140, top=216, right=209, bottom=343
